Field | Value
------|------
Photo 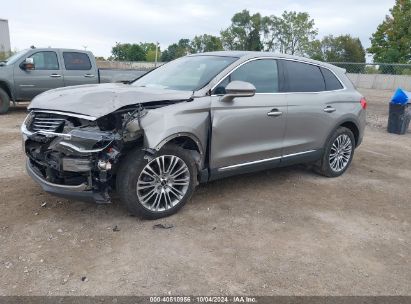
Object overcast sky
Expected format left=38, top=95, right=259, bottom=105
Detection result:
left=3, top=0, right=395, bottom=58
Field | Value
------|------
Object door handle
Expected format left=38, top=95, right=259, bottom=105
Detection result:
left=49, top=74, right=62, bottom=78
left=267, top=109, right=283, bottom=117
left=84, top=74, right=95, bottom=78
left=324, top=106, right=336, bottom=113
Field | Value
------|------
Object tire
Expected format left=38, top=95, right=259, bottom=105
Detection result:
left=116, top=144, right=197, bottom=219
left=315, top=127, right=355, bottom=177
left=0, top=88, right=10, bottom=114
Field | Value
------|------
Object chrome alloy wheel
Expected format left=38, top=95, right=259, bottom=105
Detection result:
left=329, top=134, right=353, bottom=172
left=136, top=155, right=190, bottom=212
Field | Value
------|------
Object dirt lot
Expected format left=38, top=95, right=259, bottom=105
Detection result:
left=0, top=89, right=410, bottom=296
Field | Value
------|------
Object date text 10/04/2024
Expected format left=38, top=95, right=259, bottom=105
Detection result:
left=149, top=296, right=257, bottom=303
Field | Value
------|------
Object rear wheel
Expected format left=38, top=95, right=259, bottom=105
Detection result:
left=316, top=127, right=355, bottom=177
left=0, top=88, right=10, bottom=114
left=116, top=144, right=197, bottom=219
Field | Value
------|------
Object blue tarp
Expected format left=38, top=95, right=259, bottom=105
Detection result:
left=391, top=88, right=410, bottom=105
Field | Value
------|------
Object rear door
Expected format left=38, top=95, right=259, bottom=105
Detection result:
left=61, top=51, right=98, bottom=86
left=280, top=60, right=345, bottom=156
left=210, top=58, right=287, bottom=172
left=13, top=50, right=64, bottom=100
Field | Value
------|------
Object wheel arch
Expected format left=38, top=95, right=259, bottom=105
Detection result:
left=0, top=81, right=13, bottom=100
left=155, top=133, right=204, bottom=155
left=339, top=120, right=360, bottom=147
left=324, top=118, right=360, bottom=149
left=154, top=132, right=205, bottom=170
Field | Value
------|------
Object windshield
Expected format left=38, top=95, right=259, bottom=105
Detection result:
left=132, top=55, right=238, bottom=91
left=1, top=49, right=28, bottom=65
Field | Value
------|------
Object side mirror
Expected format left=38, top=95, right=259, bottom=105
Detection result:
left=22, top=58, right=35, bottom=70
left=220, top=81, right=256, bottom=102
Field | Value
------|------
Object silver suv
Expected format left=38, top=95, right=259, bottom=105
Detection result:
left=21, top=51, right=366, bottom=219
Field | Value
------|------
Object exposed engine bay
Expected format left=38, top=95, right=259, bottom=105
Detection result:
left=22, top=100, right=187, bottom=203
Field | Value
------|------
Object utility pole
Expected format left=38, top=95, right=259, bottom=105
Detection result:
left=154, top=42, right=159, bottom=67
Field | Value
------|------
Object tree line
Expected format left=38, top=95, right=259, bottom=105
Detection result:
left=108, top=0, right=410, bottom=66
left=108, top=9, right=366, bottom=64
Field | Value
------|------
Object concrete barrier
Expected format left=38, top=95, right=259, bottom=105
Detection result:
left=97, top=61, right=161, bottom=70
left=347, top=73, right=411, bottom=91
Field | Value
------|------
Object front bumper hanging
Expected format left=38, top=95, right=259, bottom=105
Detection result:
left=26, top=159, right=111, bottom=203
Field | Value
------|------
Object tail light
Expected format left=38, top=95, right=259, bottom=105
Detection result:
left=360, top=97, right=367, bottom=110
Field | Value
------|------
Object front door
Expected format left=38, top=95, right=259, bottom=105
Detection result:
left=13, top=51, right=64, bottom=100
left=210, top=59, right=287, bottom=174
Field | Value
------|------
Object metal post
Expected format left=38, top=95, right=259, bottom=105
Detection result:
left=154, top=42, right=159, bottom=68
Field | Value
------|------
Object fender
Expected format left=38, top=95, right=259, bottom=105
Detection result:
left=324, top=116, right=361, bottom=148
left=138, top=99, right=210, bottom=162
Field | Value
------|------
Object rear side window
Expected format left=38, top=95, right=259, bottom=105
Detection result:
left=214, top=59, right=279, bottom=94
left=63, top=52, right=92, bottom=70
left=321, top=67, right=343, bottom=91
left=283, top=60, right=325, bottom=92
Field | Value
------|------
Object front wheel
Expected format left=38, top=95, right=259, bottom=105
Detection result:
left=316, top=127, right=355, bottom=177
left=116, top=144, right=197, bottom=219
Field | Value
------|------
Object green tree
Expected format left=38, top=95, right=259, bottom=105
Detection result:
left=111, top=43, right=146, bottom=61
left=139, top=42, right=157, bottom=54
left=305, top=39, right=323, bottom=61
left=161, top=39, right=191, bottom=61
left=307, top=35, right=366, bottom=63
left=190, top=34, right=223, bottom=53
left=368, top=0, right=411, bottom=63
left=220, top=10, right=267, bottom=51
left=264, top=11, right=317, bottom=55
left=177, top=39, right=191, bottom=54
left=146, top=49, right=161, bottom=62
left=0, top=50, right=14, bottom=61
left=140, top=42, right=161, bottom=62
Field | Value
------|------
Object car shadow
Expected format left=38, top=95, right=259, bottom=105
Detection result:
left=204, top=164, right=316, bottom=186
left=35, top=164, right=315, bottom=221
left=114, top=164, right=318, bottom=217
left=8, top=103, right=29, bottom=113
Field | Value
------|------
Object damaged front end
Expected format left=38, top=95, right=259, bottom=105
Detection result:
left=21, top=106, right=147, bottom=203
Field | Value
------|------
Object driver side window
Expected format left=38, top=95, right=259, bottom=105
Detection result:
left=213, top=59, right=279, bottom=95
left=28, top=51, right=59, bottom=70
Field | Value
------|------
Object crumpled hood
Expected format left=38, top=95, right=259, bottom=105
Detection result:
left=28, top=83, right=194, bottom=118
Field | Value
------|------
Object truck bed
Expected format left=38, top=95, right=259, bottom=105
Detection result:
left=98, top=68, right=147, bottom=84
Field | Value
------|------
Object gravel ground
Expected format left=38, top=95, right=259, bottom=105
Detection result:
left=0, top=90, right=410, bottom=296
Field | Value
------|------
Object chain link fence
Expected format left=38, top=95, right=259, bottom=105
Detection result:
left=328, top=62, right=411, bottom=75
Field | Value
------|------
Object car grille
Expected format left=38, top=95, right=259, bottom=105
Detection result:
left=30, top=114, right=66, bottom=132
